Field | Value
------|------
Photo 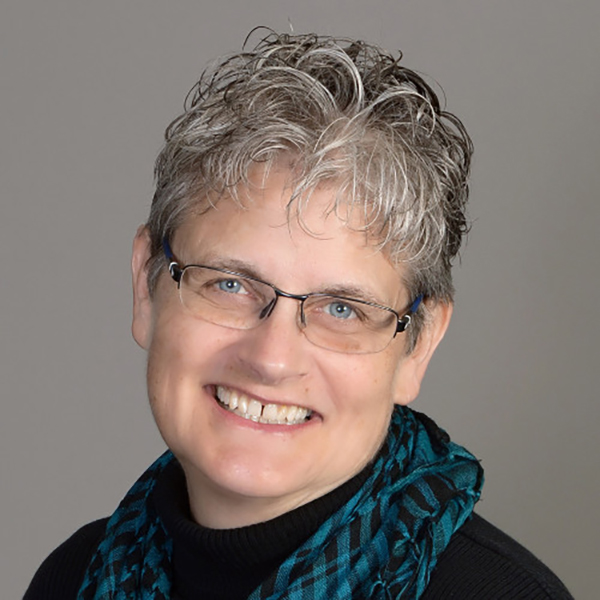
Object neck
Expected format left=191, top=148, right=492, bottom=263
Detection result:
left=153, top=457, right=374, bottom=600
left=181, top=460, right=355, bottom=528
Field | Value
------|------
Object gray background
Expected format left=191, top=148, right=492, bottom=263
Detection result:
left=2, top=1, right=598, bottom=598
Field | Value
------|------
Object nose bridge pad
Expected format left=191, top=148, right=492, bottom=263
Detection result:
left=259, top=296, right=278, bottom=320
left=298, top=300, right=308, bottom=329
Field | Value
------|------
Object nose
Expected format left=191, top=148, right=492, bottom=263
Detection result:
left=235, top=296, right=310, bottom=385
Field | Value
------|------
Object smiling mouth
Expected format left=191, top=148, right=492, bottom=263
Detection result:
left=215, top=386, right=313, bottom=425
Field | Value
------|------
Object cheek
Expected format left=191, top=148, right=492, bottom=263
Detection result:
left=145, top=310, right=204, bottom=404
left=335, top=351, right=403, bottom=398
left=145, top=308, right=241, bottom=398
left=144, top=317, right=214, bottom=449
left=320, top=354, right=400, bottom=433
left=146, top=325, right=184, bottom=391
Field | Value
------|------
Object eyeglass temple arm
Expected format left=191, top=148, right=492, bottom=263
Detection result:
left=162, top=238, right=183, bottom=282
left=396, top=294, right=424, bottom=333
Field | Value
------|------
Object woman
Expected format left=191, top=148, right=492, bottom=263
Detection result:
left=26, top=31, right=573, bottom=599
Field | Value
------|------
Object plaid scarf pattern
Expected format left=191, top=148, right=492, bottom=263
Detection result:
left=78, top=407, right=483, bottom=599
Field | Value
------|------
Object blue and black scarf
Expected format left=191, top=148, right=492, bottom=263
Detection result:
left=78, top=407, right=483, bottom=599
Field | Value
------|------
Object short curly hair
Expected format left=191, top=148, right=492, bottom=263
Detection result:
left=145, top=30, right=473, bottom=348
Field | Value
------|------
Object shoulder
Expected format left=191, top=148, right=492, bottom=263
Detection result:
left=423, top=513, right=573, bottom=599
left=24, top=518, right=108, bottom=600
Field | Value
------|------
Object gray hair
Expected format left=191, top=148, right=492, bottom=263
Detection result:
left=146, top=31, right=473, bottom=347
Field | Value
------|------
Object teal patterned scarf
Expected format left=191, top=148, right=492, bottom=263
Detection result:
left=78, top=407, right=483, bottom=599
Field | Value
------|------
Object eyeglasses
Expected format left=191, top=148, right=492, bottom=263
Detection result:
left=162, top=239, right=423, bottom=354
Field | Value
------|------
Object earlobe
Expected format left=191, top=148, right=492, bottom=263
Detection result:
left=131, top=225, right=153, bottom=350
left=393, top=302, right=453, bottom=406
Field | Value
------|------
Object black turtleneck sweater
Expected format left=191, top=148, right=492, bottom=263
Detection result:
left=155, top=460, right=371, bottom=599
left=25, top=461, right=573, bottom=599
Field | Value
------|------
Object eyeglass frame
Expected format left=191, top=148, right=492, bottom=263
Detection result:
left=161, top=238, right=423, bottom=349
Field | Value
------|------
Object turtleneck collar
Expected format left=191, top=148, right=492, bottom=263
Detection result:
left=153, top=458, right=372, bottom=600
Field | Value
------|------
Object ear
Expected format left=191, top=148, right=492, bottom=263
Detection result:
left=393, top=302, right=453, bottom=406
left=131, top=225, right=153, bottom=350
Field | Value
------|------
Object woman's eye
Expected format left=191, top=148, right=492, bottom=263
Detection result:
left=217, top=278, right=247, bottom=294
left=326, top=301, right=356, bottom=320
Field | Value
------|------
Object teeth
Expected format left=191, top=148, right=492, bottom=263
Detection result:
left=286, top=405, right=298, bottom=423
left=247, top=399, right=262, bottom=421
left=215, top=386, right=311, bottom=425
left=219, top=387, right=231, bottom=406
left=262, top=403, right=279, bottom=422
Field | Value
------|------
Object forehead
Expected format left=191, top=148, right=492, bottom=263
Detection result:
left=173, top=167, right=408, bottom=304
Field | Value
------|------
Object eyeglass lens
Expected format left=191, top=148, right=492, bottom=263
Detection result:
left=178, top=267, right=399, bottom=354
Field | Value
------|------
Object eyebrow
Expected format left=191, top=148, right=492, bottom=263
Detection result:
left=315, top=284, right=386, bottom=305
left=196, top=256, right=266, bottom=280
left=191, top=256, right=390, bottom=306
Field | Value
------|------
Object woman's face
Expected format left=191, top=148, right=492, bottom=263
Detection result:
left=132, top=167, right=448, bottom=528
